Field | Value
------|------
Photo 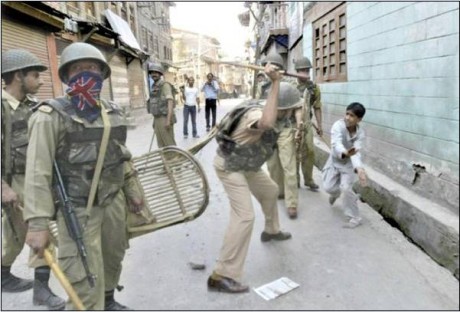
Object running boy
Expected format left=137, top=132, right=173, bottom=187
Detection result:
left=322, top=102, right=367, bottom=228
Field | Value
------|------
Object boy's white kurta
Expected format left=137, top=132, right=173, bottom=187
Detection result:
left=322, top=119, right=365, bottom=218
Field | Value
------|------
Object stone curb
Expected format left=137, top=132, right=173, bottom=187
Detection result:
left=314, top=139, right=459, bottom=279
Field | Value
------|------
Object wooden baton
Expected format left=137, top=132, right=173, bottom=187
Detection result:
left=209, top=60, right=309, bottom=80
left=44, top=249, right=86, bottom=310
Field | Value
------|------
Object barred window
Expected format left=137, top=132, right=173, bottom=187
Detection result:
left=313, top=3, right=347, bottom=82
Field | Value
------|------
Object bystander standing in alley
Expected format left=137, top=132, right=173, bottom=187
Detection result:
left=201, top=72, right=219, bottom=132
left=182, top=76, right=200, bottom=138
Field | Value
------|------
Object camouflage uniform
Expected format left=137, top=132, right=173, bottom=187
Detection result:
left=148, top=63, right=177, bottom=148
left=23, top=42, right=143, bottom=310
left=24, top=97, right=140, bottom=310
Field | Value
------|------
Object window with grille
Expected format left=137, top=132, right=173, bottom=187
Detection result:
left=313, top=3, right=347, bottom=82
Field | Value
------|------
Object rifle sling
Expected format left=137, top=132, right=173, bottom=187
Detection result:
left=85, top=105, right=111, bottom=217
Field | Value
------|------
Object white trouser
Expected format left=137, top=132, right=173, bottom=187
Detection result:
left=322, top=164, right=360, bottom=218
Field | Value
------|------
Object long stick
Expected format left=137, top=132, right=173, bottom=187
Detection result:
left=44, top=249, right=86, bottom=310
left=210, top=60, right=309, bottom=80
left=148, top=130, right=156, bottom=152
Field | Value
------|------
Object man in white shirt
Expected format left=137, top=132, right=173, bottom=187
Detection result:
left=182, top=77, right=200, bottom=138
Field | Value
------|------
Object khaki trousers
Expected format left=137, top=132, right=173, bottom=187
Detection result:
left=153, top=116, right=176, bottom=148
left=57, top=190, right=128, bottom=310
left=2, top=175, right=51, bottom=268
left=213, top=155, right=280, bottom=281
left=297, top=126, right=315, bottom=185
left=266, top=127, right=299, bottom=208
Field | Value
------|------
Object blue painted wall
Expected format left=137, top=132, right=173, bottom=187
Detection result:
left=303, top=2, right=459, bottom=211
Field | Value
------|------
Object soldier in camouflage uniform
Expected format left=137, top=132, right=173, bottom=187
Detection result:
left=207, top=63, right=292, bottom=294
left=1, top=49, right=66, bottom=310
left=147, top=62, right=177, bottom=148
left=23, top=42, right=145, bottom=310
left=294, top=57, right=323, bottom=191
left=266, top=82, right=303, bottom=219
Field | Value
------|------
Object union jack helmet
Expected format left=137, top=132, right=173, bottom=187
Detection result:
left=58, top=42, right=111, bottom=83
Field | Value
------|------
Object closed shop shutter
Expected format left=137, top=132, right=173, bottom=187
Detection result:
left=1, top=18, right=54, bottom=100
left=109, top=53, right=130, bottom=110
left=128, top=59, right=147, bottom=110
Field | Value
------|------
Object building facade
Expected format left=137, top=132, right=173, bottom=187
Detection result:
left=1, top=1, right=153, bottom=113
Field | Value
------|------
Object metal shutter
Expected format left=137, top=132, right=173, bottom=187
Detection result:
left=1, top=18, right=55, bottom=100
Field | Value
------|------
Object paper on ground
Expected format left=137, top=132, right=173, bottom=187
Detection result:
left=253, top=277, right=299, bottom=300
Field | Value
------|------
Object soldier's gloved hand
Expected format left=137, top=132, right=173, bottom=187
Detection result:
left=26, top=230, right=50, bottom=258
left=316, top=127, right=323, bottom=136
left=1, top=181, right=18, bottom=208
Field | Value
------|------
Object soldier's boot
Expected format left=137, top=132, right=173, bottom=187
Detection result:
left=33, top=280, right=66, bottom=310
left=1, top=266, right=33, bottom=292
left=33, top=266, right=66, bottom=310
left=105, top=289, right=131, bottom=310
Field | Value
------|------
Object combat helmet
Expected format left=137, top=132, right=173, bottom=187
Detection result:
left=260, top=50, right=284, bottom=70
left=271, top=81, right=302, bottom=110
left=58, top=42, right=111, bottom=83
left=294, top=57, right=312, bottom=70
left=148, top=62, right=164, bottom=75
left=1, top=49, right=47, bottom=76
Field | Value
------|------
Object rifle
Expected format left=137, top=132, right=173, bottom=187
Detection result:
left=53, top=161, right=96, bottom=288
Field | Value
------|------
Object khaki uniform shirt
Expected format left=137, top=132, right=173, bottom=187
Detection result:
left=2, top=91, right=25, bottom=201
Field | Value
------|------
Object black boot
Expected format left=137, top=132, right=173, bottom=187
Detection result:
left=1, top=265, right=33, bottom=292
left=105, top=289, right=130, bottom=310
left=33, top=266, right=66, bottom=310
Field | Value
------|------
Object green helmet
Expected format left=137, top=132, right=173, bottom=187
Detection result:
left=271, top=81, right=302, bottom=110
left=294, top=57, right=312, bottom=70
left=58, top=42, right=111, bottom=83
left=148, top=62, right=164, bottom=75
left=260, top=50, right=284, bottom=70
left=1, top=49, right=47, bottom=76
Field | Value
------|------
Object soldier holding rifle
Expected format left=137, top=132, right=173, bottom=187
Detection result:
left=23, top=42, right=145, bottom=310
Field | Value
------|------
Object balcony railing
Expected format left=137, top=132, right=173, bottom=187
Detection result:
left=258, top=3, right=288, bottom=48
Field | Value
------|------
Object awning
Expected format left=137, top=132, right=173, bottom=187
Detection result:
left=261, top=34, right=289, bottom=54
left=103, top=9, right=141, bottom=51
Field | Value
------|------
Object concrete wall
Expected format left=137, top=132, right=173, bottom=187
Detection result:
left=304, top=2, right=459, bottom=213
